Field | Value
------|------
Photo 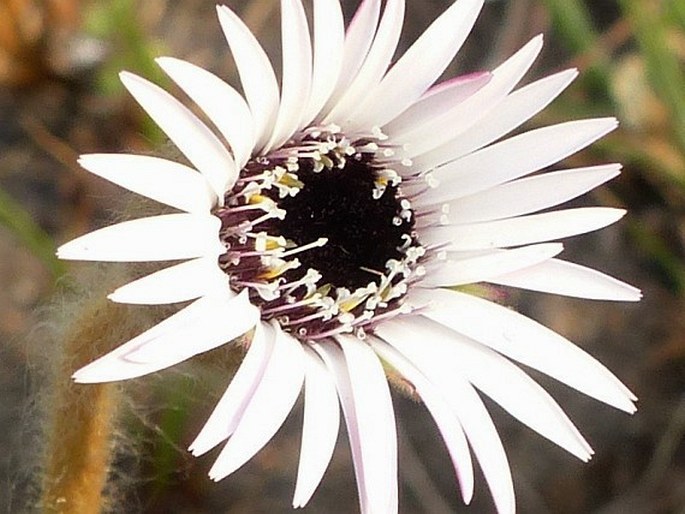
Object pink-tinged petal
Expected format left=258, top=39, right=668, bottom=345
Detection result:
left=209, top=327, right=305, bottom=480
left=324, top=0, right=406, bottom=126
left=156, top=57, right=255, bottom=169
left=418, top=118, right=619, bottom=206
left=421, top=207, right=626, bottom=251
left=402, top=316, right=594, bottom=461
left=409, top=288, right=638, bottom=411
left=119, top=72, right=236, bottom=198
left=293, top=346, right=341, bottom=508
left=301, top=0, right=345, bottom=125
left=189, top=323, right=275, bottom=456
left=490, top=258, right=643, bottom=302
left=73, top=290, right=257, bottom=383
left=398, top=35, right=544, bottom=163
left=376, top=320, right=515, bottom=514
left=431, top=68, right=579, bottom=163
left=216, top=5, right=279, bottom=152
left=77, top=153, right=216, bottom=213
left=422, top=243, right=564, bottom=287
left=108, top=257, right=229, bottom=305
left=370, top=337, right=475, bottom=504
left=445, top=164, right=622, bottom=224
left=386, top=72, right=492, bottom=139
left=349, top=0, right=484, bottom=131
left=57, top=213, right=224, bottom=262
left=263, top=0, right=312, bottom=152
left=314, top=338, right=398, bottom=514
left=323, top=0, right=381, bottom=114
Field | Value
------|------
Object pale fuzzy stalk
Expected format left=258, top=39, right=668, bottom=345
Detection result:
left=40, top=285, right=153, bottom=514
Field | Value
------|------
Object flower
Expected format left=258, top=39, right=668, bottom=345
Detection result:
left=56, top=0, right=642, bottom=512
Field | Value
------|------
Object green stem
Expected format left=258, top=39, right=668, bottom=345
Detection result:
left=0, top=186, right=65, bottom=280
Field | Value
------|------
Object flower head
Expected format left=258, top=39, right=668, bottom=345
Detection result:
left=57, top=0, right=641, bottom=512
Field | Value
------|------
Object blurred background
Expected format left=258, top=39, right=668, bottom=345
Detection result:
left=0, top=0, right=683, bottom=512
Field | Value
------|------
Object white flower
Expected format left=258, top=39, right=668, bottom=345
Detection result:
left=56, top=1, right=641, bottom=512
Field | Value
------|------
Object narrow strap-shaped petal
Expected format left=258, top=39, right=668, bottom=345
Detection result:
left=108, top=257, right=229, bottom=305
left=323, top=0, right=381, bottom=115
left=216, top=5, right=279, bottom=152
left=490, top=257, right=643, bottom=301
left=57, top=213, right=224, bottom=262
left=418, top=118, right=619, bottom=206
left=445, top=164, right=622, bottom=224
left=422, top=243, right=564, bottom=287
left=301, top=0, right=345, bottom=126
left=119, top=72, right=236, bottom=198
left=314, top=338, right=398, bottom=514
left=263, top=0, right=312, bottom=152
left=73, top=290, right=257, bottom=383
left=78, top=153, right=216, bottom=213
left=400, top=316, right=594, bottom=461
left=406, top=35, right=544, bottom=167
left=156, top=57, right=256, bottom=169
left=189, top=323, right=275, bottom=456
left=323, top=0, right=405, bottom=127
left=409, top=288, right=638, bottom=411
left=349, top=0, right=484, bottom=131
left=209, top=327, right=305, bottom=480
left=311, top=342, right=367, bottom=511
left=376, top=320, right=515, bottom=514
left=421, top=207, right=626, bottom=251
left=385, top=72, right=491, bottom=139
left=429, top=68, right=579, bottom=164
left=293, top=346, right=341, bottom=508
left=370, top=337, right=475, bottom=504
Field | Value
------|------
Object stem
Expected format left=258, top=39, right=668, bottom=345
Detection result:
left=41, top=296, right=140, bottom=514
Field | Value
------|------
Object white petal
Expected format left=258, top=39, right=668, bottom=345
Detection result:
left=156, top=57, right=256, bottom=169
left=399, top=316, right=594, bottom=461
left=370, top=338, right=475, bottom=504
left=263, top=0, right=312, bottom=152
left=78, top=153, right=216, bottom=213
left=421, top=207, right=626, bottom=251
left=324, top=0, right=405, bottom=126
left=422, top=243, right=564, bottom=287
left=293, top=347, right=341, bottom=508
left=209, top=327, right=305, bottom=480
left=491, top=258, right=643, bottom=302
left=216, top=5, right=280, bottom=152
left=400, top=35, right=544, bottom=163
left=189, top=323, right=274, bottom=456
left=57, top=213, right=224, bottom=262
left=301, top=0, right=345, bottom=125
left=73, top=290, right=258, bottom=383
left=314, top=338, right=398, bottom=514
left=386, top=72, right=492, bottom=138
left=119, top=72, right=236, bottom=198
left=419, top=118, right=619, bottom=206
left=446, top=164, right=622, bottom=224
left=323, top=0, right=381, bottom=114
left=428, top=68, right=579, bottom=164
left=349, top=0, right=484, bottom=131
left=108, top=257, right=228, bottom=305
left=409, top=288, right=638, bottom=411
left=376, top=320, right=515, bottom=514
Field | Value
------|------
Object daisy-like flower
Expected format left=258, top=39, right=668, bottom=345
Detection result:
left=57, top=0, right=641, bottom=512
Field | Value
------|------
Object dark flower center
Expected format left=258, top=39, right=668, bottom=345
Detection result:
left=274, top=155, right=414, bottom=291
left=214, top=132, right=423, bottom=340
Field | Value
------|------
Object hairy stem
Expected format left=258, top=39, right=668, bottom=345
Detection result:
left=41, top=297, right=139, bottom=514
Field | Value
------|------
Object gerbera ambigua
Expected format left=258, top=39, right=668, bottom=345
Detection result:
left=56, top=0, right=641, bottom=512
